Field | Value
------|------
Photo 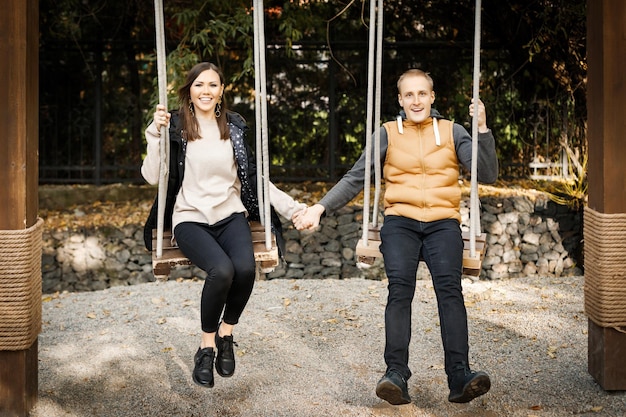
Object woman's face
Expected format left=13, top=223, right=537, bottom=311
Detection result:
left=189, top=69, right=224, bottom=118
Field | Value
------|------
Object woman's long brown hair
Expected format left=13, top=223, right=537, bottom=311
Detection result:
left=177, top=62, right=230, bottom=141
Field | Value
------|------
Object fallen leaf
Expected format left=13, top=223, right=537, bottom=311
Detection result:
left=547, top=345, right=558, bottom=359
left=86, top=312, right=96, bottom=319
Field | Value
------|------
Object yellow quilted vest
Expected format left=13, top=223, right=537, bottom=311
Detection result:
left=383, top=117, right=462, bottom=223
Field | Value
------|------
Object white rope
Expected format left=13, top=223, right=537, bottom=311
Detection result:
left=253, top=0, right=263, bottom=225
left=372, top=0, right=384, bottom=228
left=253, top=0, right=272, bottom=250
left=154, top=0, right=169, bottom=258
left=361, top=0, right=375, bottom=246
left=469, top=0, right=482, bottom=257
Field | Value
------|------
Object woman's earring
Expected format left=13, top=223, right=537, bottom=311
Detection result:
left=188, top=98, right=195, bottom=117
left=215, top=97, right=222, bottom=118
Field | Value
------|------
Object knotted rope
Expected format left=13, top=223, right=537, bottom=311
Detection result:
left=0, top=218, right=43, bottom=350
left=584, top=207, right=626, bottom=331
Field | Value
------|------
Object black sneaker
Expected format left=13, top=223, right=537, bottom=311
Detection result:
left=448, top=370, right=491, bottom=403
left=192, top=347, right=215, bottom=388
left=375, top=369, right=411, bottom=405
left=215, top=333, right=237, bottom=377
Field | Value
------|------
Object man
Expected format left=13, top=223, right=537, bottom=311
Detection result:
left=293, top=69, right=498, bottom=405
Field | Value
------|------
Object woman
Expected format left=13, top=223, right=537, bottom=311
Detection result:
left=141, top=62, right=306, bottom=388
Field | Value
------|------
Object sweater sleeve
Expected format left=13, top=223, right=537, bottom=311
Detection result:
left=453, top=124, right=499, bottom=184
left=318, top=127, right=389, bottom=214
left=141, top=121, right=162, bottom=185
left=268, top=182, right=307, bottom=220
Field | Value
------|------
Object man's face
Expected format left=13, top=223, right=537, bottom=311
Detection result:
left=397, top=74, right=436, bottom=124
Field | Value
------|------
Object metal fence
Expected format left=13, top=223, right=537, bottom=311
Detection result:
left=39, top=40, right=517, bottom=185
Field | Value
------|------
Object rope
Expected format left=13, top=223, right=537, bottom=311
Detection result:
left=583, top=207, right=626, bottom=331
left=0, top=218, right=43, bottom=350
left=154, top=0, right=169, bottom=258
left=253, top=0, right=273, bottom=250
left=469, top=0, right=482, bottom=257
left=361, top=0, right=375, bottom=245
left=361, top=0, right=383, bottom=244
left=253, top=0, right=263, bottom=227
left=372, top=0, right=383, bottom=228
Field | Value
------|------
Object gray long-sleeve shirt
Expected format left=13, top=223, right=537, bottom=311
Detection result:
left=318, top=110, right=499, bottom=215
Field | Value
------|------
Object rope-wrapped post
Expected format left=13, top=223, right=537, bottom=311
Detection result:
left=0, top=218, right=44, bottom=351
left=585, top=0, right=626, bottom=391
left=583, top=207, right=626, bottom=331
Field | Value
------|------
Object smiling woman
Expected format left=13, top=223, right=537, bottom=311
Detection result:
left=140, top=58, right=308, bottom=388
left=188, top=67, right=224, bottom=119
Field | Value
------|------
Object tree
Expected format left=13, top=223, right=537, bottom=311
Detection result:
left=38, top=0, right=588, bottom=183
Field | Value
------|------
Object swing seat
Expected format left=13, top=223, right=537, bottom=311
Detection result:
left=355, top=225, right=382, bottom=268
left=151, top=221, right=279, bottom=281
left=249, top=221, right=280, bottom=274
left=355, top=225, right=486, bottom=276
left=461, top=231, right=486, bottom=276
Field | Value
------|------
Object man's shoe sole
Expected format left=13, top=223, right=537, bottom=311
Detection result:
left=376, top=380, right=411, bottom=405
left=448, top=372, right=491, bottom=403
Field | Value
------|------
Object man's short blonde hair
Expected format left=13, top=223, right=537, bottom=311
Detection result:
left=397, top=69, right=434, bottom=93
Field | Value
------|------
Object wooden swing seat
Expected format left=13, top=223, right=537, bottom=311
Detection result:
left=355, top=225, right=486, bottom=276
left=151, top=221, right=279, bottom=281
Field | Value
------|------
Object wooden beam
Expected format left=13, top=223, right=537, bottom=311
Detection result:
left=587, top=0, right=626, bottom=214
left=585, top=0, right=626, bottom=391
left=0, top=0, right=39, bottom=415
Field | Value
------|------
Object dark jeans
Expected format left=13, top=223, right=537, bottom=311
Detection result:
left=174, top=213, right=256, bottom=334
left=379, top=215, right=470, bottom=384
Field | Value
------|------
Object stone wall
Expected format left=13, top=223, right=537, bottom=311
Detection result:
left=41, top=192, right=583, bottom=294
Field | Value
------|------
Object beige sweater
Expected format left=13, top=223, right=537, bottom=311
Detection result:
left=141, top=120, right=306, bottom=232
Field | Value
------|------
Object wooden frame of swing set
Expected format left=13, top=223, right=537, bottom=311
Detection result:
left=354, top=0, right=486, bottom=277
left=150, top=0, right=279, bottom=281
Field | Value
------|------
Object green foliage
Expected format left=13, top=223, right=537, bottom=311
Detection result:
left=39, top=0, right=589, bottom=185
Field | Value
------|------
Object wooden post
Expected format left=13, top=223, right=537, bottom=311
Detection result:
left=0, top=0, right=40, bottom=415
left=586, top=0, right=626, bottom=391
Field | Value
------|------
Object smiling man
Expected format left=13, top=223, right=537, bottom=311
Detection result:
left=294, top=68, right=499, bottom=405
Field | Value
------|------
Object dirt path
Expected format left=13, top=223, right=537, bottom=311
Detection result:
left=32, top=276, right=625, bottom=417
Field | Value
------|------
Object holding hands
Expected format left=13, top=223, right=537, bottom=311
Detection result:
left=292, top=203, right=325, bottom=231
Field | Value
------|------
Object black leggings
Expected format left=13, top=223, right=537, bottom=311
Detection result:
left=174, top=213, right=256, bottom=334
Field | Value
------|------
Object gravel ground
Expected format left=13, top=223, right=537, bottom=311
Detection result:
left=32, top=275, right=626, bottom=417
